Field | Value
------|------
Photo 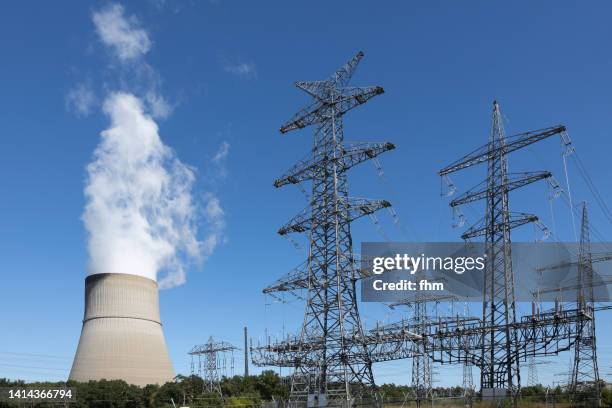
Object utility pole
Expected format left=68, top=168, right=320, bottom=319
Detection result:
left=244, top=326, right=249, bottom=377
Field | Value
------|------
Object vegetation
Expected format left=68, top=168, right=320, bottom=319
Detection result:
left=0, top=376, right=609, bottom=407
left=0, top=371, right=285, bottom=407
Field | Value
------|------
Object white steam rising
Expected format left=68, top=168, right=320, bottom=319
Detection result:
left=83, top=92, right=201, bottom=287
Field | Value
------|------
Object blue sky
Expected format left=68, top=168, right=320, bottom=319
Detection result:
left=1, top=0, right=611, bottom=388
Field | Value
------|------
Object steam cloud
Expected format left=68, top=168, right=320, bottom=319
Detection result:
left=83, top=92, right=201, bottom=287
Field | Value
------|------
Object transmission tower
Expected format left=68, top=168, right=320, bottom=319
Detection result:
left=439, top=101, right=566, bottom=403
left=252, top=83, right=612, bottom=408
left=569, top=203, right=601, bottom=407
left=189, top=337, right=237, bottom=398
left=463, top=363, right=474, bottom=408
left=527, top=357, right=539, bottom=387
left=462, top=303, right=475, bottom=408
left=411, top=298, right=432, bottom=408
left=273, top=51, right=393, bottom=407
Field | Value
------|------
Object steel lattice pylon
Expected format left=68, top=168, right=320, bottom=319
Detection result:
left=569, top=203, right=601, bottom=407
left=463, top=362, right=474, bottom=408
left=462, top=302, right=475, bottom=408
left=189, top=337, right=237, bottom=399
left=480, top=101, right=521, bottom=399
left=273, top=51, right=393, bottom=407
left=439, top=101, right=566, bottom=404
left=411, top=299, right=432, bottom=408
left=527, top=357, right=538, bottom=387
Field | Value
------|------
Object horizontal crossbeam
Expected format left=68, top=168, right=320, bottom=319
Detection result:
left=439, top=126, right=565, bottom=176
left=278, top=197, right=391, bottom=235
left=280, top=86, right=384, bottom=134
left=461, top=212, right=538, bottom=240
left=273, top=141, right=395, bottom=188
left=450, top=171, right=551, bottom=207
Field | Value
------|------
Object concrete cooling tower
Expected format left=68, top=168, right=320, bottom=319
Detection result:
left=69, top=273, right=175, bottom=386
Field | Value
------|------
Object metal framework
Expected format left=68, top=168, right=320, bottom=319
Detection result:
left=526, top=357, right=538, bottom=387
left=389, top=296, right=455, bottom=408
left=463, top=362, right=474, bottom=408
left=189, top=337, right=237, bottom=398
left=268, top=51, right=394, bottom=407
left=250, top=65, right=612, bottom=407
left=438, top=101, right=565, bottom=401
left=462, top=302, right=475, bottom=408
left=411, top=298, right=433, bottom=408
left=569, top=203, right=601, bottom=407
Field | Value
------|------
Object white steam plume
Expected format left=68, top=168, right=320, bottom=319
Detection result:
left=83, top=92, right=201, bottom=287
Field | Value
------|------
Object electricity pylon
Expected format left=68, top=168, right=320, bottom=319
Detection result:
left=439, top=101, right=566, bottom=403
left=411, top=298, right=432, bottom=408
left=527, top=357, right=538, bottom=387
left=462, top=302, right=475, bottom=408
left=274, top=51, right=394, bottom=407
left=189, top=337, right=237, bottom=398
left=569, top=203, right=601, bottom=407
left=463, top=363, right=474, bottom=408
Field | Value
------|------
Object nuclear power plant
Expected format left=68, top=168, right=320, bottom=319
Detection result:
left=69, top=273, right=175, bottom=386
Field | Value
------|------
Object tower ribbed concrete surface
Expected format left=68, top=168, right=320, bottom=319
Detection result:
left=69, top=273, right=175, bottom=386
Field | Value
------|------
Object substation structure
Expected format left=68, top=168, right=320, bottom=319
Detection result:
left=250, top=52, right=611, bottom=408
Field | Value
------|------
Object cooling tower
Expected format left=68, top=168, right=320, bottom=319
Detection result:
left=69, top=273, right=175, bottom=386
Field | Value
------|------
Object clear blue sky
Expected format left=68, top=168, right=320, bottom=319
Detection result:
left=0, top=0, right=611, bottom=388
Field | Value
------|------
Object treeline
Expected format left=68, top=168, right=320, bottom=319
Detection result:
left=0, top=371, right=287, bottom=407
left=376, top=383, right=612, bottom=406
left=1, top=376, right=610, bottom=407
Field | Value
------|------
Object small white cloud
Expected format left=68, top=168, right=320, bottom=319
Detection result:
left=92, top=3, right=151, bottom=61
left=210, top=141, right=230, bottom=180
left=149, top=0, right=167, bottom=10
left=223, top=61, right=256, bottom=77
left=212, top=141, right=230, bottom=164
left=65, top=83, right=96, bottom=117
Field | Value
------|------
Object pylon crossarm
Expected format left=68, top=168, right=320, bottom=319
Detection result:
left=460, top=212, right=538, bottom=240
left=264, top=254, right=375, bottom=295
left=280, top=100, right=327, bottom=134
left=450, top=171, right=551, bottom=207
left=536, top=252, right=612, bottom=273
left=263, top=260, right=309, bottom=294
left=295, top=81, right=333, bottom=101
left=439, top=125, right=565, bottom=176
left=280, top=86, right=384, bottom=133
left=274, top=141, right=395, bottom=188
left=532, top=277, right=612, bottom=297
left=389, top=295, right=458, bottom=309
left=277, top=197, right=391, bottom=236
